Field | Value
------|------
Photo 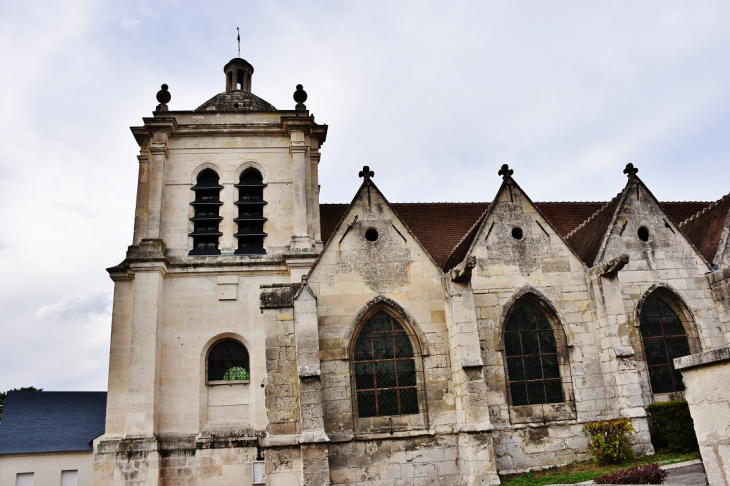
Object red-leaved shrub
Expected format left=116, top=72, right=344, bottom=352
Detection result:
left=594, top=462, right=667, bottom=484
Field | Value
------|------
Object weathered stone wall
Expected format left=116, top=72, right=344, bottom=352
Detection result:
left=328, top=435, right=461, bottom=485
left=675, top=346, right=730, bottom=486
left=464, top=181, right=618, bottom=470
left=308, top=182, right=455, bottom=441
left=597, top=182, right=723, bottom=407
left=708, top=267, right=730, bottom=344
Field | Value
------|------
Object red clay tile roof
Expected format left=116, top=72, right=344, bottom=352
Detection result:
left=565, top=197, right=622, bottom=267
left=536, top=202, right=606, bottom=237
left=679, top=195, right=730, bottom=265
left=320, top=200, right=713, bottom=270
left=662, top=202, right=714, bottom=225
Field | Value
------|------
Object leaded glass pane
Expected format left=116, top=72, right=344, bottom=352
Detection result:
left=353, top=334, right=372, bottom=361
left=376, top=361, right=397, bottom=388
left=394, top=334, right=413, bottom=358
left=354, top=362, right=374, bottom=390
left=542, top=355, right=560, bottom=379
left=399, top=388, right=419, bottom=414
left=397, top=360, right=416, bottom=387
left=510, top=383, right=528, bottom=406
left=505, top=333, right=522, bottom=355
left=357, top=391, right=377, bottom=417
left=527, top=382, right=546, bottom=404
left=545, top=380, right=564, bottom=403
left=378, top=389, right=399, bottom=416
left=539, top=331, right=557, bottom=354
left=507, top=357, right=525, bottom=381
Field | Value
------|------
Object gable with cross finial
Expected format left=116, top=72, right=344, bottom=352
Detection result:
left=359, top=166, right=374, bottom=181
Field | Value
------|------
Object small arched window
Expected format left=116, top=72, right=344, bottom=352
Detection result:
left=234, top=169, right=267, bottom=255
left=504, top=300, right=564, bottom=406
left=640, top=294, right=693, bottom=394
left=353, top=310, right=419, bottom=418
left=207, top=339, right=250, bottom=383
left=189, top=169, right=223, bottom=255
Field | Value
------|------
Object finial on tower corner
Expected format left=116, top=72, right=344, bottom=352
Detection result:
left=623, top=163, right=639, bottom=177
left=498, top=164, right=514, bottom=180
left=359, top=166, right=374, bottom=182
left=156, top=84, right=171, bottom=112
left=294, top=84, right=307, bottom=111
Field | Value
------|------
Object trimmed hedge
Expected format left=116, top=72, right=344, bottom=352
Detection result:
left=594, top=463, right=667, bottom=484
left=646, top=400, right=699, bottom=452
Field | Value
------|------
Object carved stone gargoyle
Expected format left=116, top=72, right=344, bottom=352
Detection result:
left=598, top=253, right=630, bottom=278
left=450, top=256, right=477, bottom=283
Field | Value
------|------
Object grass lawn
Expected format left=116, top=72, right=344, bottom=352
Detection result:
left=499, top=450, right=700, bottom=486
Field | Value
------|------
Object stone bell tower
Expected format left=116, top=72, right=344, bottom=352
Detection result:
left=93, top=56, right=327, bottom=486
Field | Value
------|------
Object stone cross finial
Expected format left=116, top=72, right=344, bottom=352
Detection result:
left=359, top=166, right=374, bottom=181
left=623, top=163, right=639, bottom=177
left=498, top=164, right=514, bottom=180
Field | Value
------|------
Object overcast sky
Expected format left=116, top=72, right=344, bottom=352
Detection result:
left=0, top=1, right=728, bottom=393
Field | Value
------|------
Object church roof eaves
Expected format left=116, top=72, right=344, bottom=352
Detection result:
left=679, top=193, right=730, bottom=266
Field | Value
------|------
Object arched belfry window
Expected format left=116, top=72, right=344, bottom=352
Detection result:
left=353, top=310, right=419, bottom=418
left=234, top=169, right=267, bottom=255
left=207, top=339, right=250, bottom=383
left=504, top=299, right=565, bottom=406
left=640, top=293, right=693, bottom=394
left=189, top=169, right=223, bottom=255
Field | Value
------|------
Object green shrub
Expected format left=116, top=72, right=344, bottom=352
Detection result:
left=646, top=400, right=699, bottom=452
left=582, top=418, right=635, bottom=464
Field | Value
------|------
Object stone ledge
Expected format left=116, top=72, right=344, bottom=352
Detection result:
left=707, top=266, right=730, bottom=285
left=674, top=345, right=730, bottom=370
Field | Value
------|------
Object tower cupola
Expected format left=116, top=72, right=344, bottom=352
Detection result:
left=224, top=58, right=254, bottom=93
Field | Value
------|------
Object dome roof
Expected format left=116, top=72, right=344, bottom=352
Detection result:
left=195, top=91, right=277, bottom=112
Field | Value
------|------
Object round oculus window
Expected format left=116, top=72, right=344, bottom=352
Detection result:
left=512, top=227, right=524, bottom=240
left=365, top=228, right=379, bottom=242
left=638, top=226, right=650, bottom=242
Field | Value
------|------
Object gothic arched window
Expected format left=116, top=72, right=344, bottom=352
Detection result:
left=189, top=169, right=223, bottom=255
left=640, top=293, right=693, bottom=394
left=353, top=310, right=419, bottom=418
left=234, top=169, right=267, bottom=255
left=207, top=339, right=250, bottom=383
left=504, top=299, right=565, bottom=406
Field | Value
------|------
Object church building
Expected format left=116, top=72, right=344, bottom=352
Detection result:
left=91, top=55, right=730, bottom=485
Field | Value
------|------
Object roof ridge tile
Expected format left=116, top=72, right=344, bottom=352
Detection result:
left=565, top=192, right=622, bottom=239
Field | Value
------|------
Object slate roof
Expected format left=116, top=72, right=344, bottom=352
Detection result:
left=320, top=199, right=715, bottom=270
left=195, top=91, right=277, bottom=112
left=0, top=391, right=106, bottom=455
left=679, top=194, right=730, bottom=265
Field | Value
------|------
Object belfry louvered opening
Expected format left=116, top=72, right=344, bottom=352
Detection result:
left=189, top=169, right=223, bottom=255
left=235, top=169, right=267, bottom=255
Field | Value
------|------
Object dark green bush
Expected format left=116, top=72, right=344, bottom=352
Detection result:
left=594, top=463, right=667, bottom=484
left=646, top=400, right=698, bottom=452
left=582, top=418, right=635, bottom=464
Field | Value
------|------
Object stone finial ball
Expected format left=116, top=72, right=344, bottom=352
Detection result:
left=157, top=84, right=171, bottom=104
left=294, top=84, right=308, bottom=103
